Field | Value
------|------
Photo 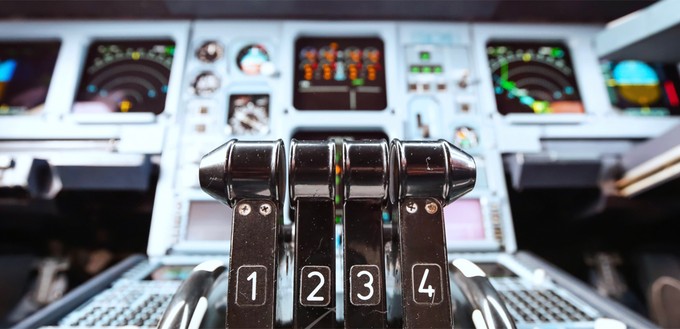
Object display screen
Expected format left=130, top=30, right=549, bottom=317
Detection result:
left=443, top=199, right=485, bottom=241
left=602, top=60, right=680, bottom=116
left=294, top=37, right=387, bottom=110
left=0, top=41, right=60, bottom=115
left=227, top=94, right=270, bottom=135
left=147, top=265, right=194, bottom=281
left=73, top=40, right=175, bottom=114
left=186, top=201, right=232, bottom=241
left=487, top=41, right=584, bottom=115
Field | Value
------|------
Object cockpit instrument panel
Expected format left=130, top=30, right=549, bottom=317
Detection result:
left=73, top=40, right=175, bottom=115
left=294, top=37, right=387, bottom=110
left=487, top=41, right=583, bottom=115
left=602, top=60, right=680, bottom=116
left=0, top=41, right=60, bottom=115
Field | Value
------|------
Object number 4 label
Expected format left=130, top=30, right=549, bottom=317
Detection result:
left=411, top=264, right=443, bottom=304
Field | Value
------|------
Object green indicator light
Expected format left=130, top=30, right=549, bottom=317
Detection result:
left=552, top=48, right=564, bottom=58
left=410, top=65, right=420, bottom=73
left=422, top=66, right=432, bottom=74
left=419, top=51, right=431, bottom=61
left=166, top=46, right=175, bottom=56
left=335, top=175, right=341, bottom=186
left=434, top=66, right=443, bottom=74
left=352, top=79, right=364, bottom=86
left=335, top=216, right=342, bottom=224
left=335, top=195, right=341, bottom=204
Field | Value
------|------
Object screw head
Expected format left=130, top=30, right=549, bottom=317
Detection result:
left=238, top=204, right=251, bottom=216
left=259, top=203, right=272, bottom=216
left=425, top=201, right=438, bottom=214
left=406, top=202, right=418, bottom=214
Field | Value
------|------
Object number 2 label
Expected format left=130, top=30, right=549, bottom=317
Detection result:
left=299, top=266, right=331, bottom=307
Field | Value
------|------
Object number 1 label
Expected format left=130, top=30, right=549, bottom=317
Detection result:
left=236, top=265, right=267, bottom=306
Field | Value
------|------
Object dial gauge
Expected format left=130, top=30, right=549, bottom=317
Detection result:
left=487, top=41, right=583, bottom=115
left=236, top=44, right=274, bottom=76
left=191, top=72, right=221, bottom=96
left=196, top=41, right=223, bottom=63
left=73, top=40, right=175, bottom=114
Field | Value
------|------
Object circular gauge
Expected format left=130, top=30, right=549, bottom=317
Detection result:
left=74, top=41, right=175, bottom=114
left=487, top=42, right=584, bottom=115
left=453, top=126, right=479, bottom=149
left=611, top=60, right=661, bottom=106
left=227, top=94, right=270, bottom=135
left=196, top=41, right=223, bottom=63
left=191, top=72, right=220, bottom=96
left=236, top=44, right=273, bottom=76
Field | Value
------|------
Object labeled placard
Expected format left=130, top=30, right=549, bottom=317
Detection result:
left=349, top=265, right=382, bottom=306
left=236, top=265, right=268, bottom=306
left=299, top=266, right=331, bottom=307
left=411, top=264, right=443, bottom=305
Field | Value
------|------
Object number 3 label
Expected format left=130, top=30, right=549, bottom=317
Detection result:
left=411, top=264, right=443, bottom=304
left=299, top=266, right=331, bottom=307
left=349, top=265, right=381, bottom=306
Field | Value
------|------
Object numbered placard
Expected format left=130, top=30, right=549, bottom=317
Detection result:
left=411, top=264, right=443, bottom=305
left=299, top=265, right=331, bottom=307
left=349, top=265, right=381, bottom=306
left=236, top=265, right=267, bottom=306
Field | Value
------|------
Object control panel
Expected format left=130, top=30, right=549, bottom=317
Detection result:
left=1, top=19, right=669, bottom=329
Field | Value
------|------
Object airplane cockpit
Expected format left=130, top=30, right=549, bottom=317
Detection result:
left=2, top=1, right=680, bottom=328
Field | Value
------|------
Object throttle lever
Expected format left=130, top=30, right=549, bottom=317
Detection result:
left=199, top=139, right=285, bottom=329
left=388, top=139, right=476, bottom=328
left=451, top=259, right=517, bottom=329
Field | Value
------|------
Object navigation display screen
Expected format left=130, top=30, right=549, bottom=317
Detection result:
left=73, top=40, right=175, bottom=114
left=602, top=60, right=680, bottom=116
left=0, top=41, right=60, bottom=115
left=444, top=199, right=485, bottom=241
left=294, top=37, right=387, bottom=110
left=186, top=201, right=232, bottom=241
left=487, top=41, right=584, bottom=115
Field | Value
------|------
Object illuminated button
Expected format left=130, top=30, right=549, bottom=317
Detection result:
left=453, top=126, right=479, bottom=149
left=433, top=66, right=443, bottom=74
left=410, top=65, right=421, bottom=73
left=419, top=51, right=431, bottom=62
left=422, top=66, right=432, bottom=74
